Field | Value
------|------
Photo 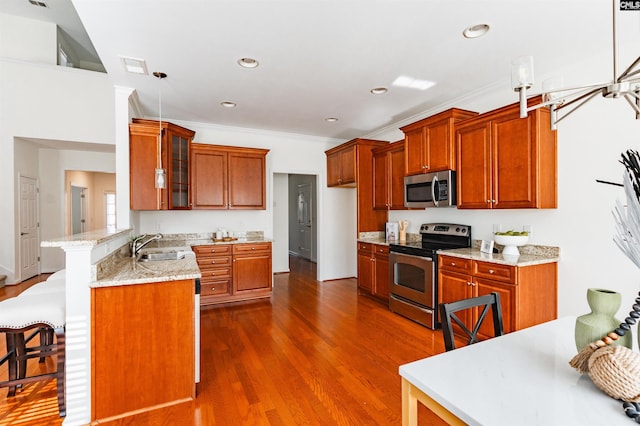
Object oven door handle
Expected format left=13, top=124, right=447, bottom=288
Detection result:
left=431, top=175, right=439, bottom=207
left=390, top=251, right=435, bottom=262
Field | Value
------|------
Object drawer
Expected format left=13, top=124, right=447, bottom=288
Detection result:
left=196, top=256, right=232, bottom=268
left=193, top=244, right=232, bottom=256
left=200, top=280, right=230, bottom=296
left=199, top=267, right=232, bottom=281
left=439, top=255, right=472, bottom=274
left=374, top=244, right=389, bottom=254
left=474, top=261, right=516, bottom=284
left=233, top=242, right=271, bottom=254
left=358, top=242, right=372, bottom=254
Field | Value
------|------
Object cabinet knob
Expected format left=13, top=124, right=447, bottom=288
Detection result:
left=211, top=287, right=215, bottom=292
left=489, top=269, right=495, bottom=274
left=251, top=247, right=255, bottom=250
left=492, top=199, right=496, bottom=203
left=486, top=199, right=491, bottom=203
left=467, top=281, right=472, bottom=286
left=211, top=272, right=216, bottom=276
left=451, top=262, right=456, bottom=266
left=211, top=260, right=216, bottom=264
left=471, top=282, right=476, bottom=287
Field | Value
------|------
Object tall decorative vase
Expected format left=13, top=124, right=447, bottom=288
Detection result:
left=575, top=288, right=632, bottom=351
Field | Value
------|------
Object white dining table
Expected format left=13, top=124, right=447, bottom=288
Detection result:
left=399, top=316, right=633, bottom=425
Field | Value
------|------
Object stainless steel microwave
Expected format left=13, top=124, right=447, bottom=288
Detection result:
left=404, top=170, right=456, bottom=208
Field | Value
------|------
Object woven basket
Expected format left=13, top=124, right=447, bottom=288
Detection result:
left=588, top=345, right=640, bottom=402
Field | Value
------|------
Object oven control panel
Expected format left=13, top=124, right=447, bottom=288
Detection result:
left=419, top=223, right=470, bottom=236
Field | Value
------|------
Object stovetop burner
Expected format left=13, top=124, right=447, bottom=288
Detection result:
left=389, top=223, right=471, bottom=257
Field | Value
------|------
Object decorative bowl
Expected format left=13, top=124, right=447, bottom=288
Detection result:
left=494, top=234, right=529, bottom=256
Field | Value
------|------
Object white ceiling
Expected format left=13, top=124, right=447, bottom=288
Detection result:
left=5, top=0, right=640, bottom=140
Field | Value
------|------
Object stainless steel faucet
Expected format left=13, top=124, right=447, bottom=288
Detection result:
left=132, top=233, right=163, bottom=257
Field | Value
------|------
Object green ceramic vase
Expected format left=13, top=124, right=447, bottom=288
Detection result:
left=575, top=288, right=632, bottom=351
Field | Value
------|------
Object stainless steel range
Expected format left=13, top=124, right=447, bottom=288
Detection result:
left=388, top=223, right=471, bottom=329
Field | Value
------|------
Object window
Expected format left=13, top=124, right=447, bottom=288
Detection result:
left=105, top=192, right=116, bottom=232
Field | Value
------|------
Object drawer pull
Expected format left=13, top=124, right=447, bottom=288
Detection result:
left=489, top=269, right=495, bottom=274
left=251, top=247, right=255, bottom=250
left=211, top=287, right=215, bottom=292
left=451, top=262, right=456, bottom=266
left=211, top=260, right=216, bottom=264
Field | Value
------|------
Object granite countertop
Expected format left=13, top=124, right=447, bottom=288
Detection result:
left=438, top=247, right=559, bottom=267
left=92, top=247, right=201, bottom=288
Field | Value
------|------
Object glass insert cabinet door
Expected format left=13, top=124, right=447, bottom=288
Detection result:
left=171, top=134, right=190, bottom=208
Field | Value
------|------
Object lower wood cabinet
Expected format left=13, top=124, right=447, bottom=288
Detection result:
left=357, top=242, right=390, bottom=301
left=438, top=255, right=557, bottom=340
left=194, top=242, right=272, bottom=305
left=91, top=279, right=195, bottom=421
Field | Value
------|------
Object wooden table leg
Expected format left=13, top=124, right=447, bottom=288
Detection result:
left=402, top=377, right=418, bottom=426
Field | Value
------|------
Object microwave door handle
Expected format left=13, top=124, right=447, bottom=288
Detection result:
left=431, top=175, right=439, bottom=207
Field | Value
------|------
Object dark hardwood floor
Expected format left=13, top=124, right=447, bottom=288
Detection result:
left=0, top=258, right=447, bottom=425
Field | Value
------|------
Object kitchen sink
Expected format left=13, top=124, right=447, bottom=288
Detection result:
left=137, top=251, right=185, bottom=262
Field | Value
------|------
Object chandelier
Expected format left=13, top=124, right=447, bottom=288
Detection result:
left=512, top=0, right=640, bottom=129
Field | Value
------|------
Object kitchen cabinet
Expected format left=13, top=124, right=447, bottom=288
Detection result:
left=455, top=96, right=557, bottom=209
left=326, top=145, right=356, bottom=187
left=129, top=118, right=195, bottom=210
left=191, top=143, right=269, bottom=210
left=193, top=244, right=232, bottom=305
left=400, top=108, right=478, bottom=176
left=92, top=279, right=195, bottom=421
left=194, top=242, right=272, bottom=305
left=325, top=138, right=388, bottom=233
left=438, top=254, right=557, bottom=340
left=357, top=242, right=390, bottom=301
left=233, top=242, right=272, bottom=295
left=373, top=140, right=405, bottom=210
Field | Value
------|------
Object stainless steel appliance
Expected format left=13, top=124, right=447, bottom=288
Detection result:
left=389, top=223, right=471, bottom=329
left=404, top=170, right=456, bottom=208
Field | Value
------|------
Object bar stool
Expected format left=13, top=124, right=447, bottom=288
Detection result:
left=0, top=283, right=66, bottom=417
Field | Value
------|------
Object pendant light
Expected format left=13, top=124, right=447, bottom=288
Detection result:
left=153, top=71, right=167, bottom=189
left=512, top=0, right=640, bottom=129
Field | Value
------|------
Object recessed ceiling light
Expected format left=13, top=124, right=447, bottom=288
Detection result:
left=463, top=24, right=490, bottom=39
left=119, top=56, right=148, bottom=74
left=325, top=117, right=339, bottom=122
left=221, top=101, right=237, bottom=108
left=392, top=76, right=436, bottom=91
left=238, top=58, right=259, bottom=68
left=370, top=87, right=388, bottom=95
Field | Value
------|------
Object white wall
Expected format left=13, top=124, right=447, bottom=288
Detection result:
left=1, top=24, right=115, bottom=282
left=273, top=173, right=289, bottom=273
left=0, top=14, right=56, bottom=64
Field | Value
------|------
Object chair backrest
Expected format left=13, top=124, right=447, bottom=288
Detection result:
left=439, top=292, right=504, bottom=351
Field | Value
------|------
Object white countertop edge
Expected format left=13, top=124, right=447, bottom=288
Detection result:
left=438, top=248, right=559, bottom=266
left=90, top=271, right=202, bottom=288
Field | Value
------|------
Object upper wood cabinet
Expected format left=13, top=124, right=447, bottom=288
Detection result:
left=129, top=119, right=195, bottom=211
left=400, top=108, right=478, bottom=176
left=455, top=97, right=557, bottom=209
left=372, top=140, right=405, bottom=210
left=191, top=143, right=269, bottom=210
left=326, top=144, right=357, bottom=187
left=325, top=138, right=389, bottom=233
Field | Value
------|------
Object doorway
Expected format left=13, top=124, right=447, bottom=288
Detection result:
left=71, top=185, right=87, bottom=234
left=18, top=175, right=40, bottom=281
left=272, top=173, right=318, bottom=277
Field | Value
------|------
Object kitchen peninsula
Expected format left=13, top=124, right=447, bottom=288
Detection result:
left=42, top=229, right=201, bottom=425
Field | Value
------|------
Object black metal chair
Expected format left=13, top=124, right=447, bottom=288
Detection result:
left=439, top=292, right=504, bottom=351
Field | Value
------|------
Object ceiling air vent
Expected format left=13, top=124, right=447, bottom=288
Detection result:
left=28, top=0, right=48, bottom=7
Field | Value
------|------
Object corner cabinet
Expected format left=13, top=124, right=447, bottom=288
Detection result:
left=129, top=118, right=195, bottom=210
left=400, top=108, right=478, bottom=175
left=325, top=138, right=388, bottom=233
left=194, top=242, right=272, bottom=305
left=191, top=143, right=269, bottom=210
left=455, top=97, right=558, bottom=209
left=438, top=255, right=557, bottom=340
left=372, top=140, right=405, bottom=210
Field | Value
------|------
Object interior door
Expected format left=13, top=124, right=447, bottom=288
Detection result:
left=296, top=183, right=312, bottom=260
left=19, top=176, right=39, bottom=281
left=71, top=185, right=87, bottom=234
